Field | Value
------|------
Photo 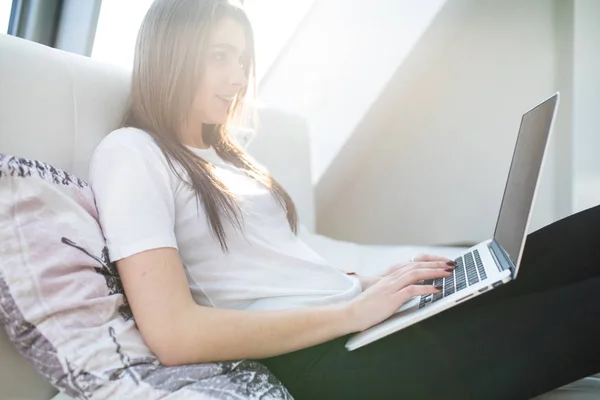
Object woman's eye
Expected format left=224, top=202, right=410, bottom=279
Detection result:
left=213, top=51, right=227, bottom=63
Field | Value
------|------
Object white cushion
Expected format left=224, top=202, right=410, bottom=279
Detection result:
left=0, top=33, right=315, bottom=399
left=0, top=34, right=130, bottom=181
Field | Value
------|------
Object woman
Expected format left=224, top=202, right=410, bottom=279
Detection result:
left=89, top=0, right=600, bottom=399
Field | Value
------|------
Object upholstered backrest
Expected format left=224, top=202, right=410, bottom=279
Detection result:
left=0, top=33, right=314, bottom=400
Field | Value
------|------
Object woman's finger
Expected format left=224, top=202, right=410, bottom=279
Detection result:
left=395, top=284, right=441, bottom=302
left=417, top=260, right=456, bottom=270
left=392, top=267, right=452, bottom=287
left=390, top=261, right=455, bottom=280
left=413, top=253, right=454, bottom=263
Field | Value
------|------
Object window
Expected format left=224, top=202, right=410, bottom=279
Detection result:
left=0, top=0, right=12, bottom=34
left=91, top=0, right=154, bottom=70
left=244, top=0, right=314, bottom=80
left=91, top=0, right=315, bottom=81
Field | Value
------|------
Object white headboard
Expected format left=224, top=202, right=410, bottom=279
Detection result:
left=0, top=33, right=315, bottom=399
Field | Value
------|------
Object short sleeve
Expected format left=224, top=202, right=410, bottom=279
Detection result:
left=89, top=141, right=178, bottom=261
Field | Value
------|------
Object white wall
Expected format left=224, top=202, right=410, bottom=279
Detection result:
left=572, top=0, right=600, bottom=213
left=318, top=0, right=559, bottom=245
left=553, top=0, right=574, bottom=221
left=258, top=0, right=448, bottom=183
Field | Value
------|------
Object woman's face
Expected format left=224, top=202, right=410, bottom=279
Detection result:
left=192, top=17, right=249, bottom=125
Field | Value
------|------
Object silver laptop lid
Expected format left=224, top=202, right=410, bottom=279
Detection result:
left=492, top=93, right=559, bottom=278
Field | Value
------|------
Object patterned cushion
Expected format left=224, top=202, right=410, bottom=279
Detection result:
left=0, top=154, right=293, bottom=400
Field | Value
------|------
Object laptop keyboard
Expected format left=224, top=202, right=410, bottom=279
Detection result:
left=418, top=249, right=487, bottom=309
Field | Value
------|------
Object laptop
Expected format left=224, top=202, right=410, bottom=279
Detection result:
left=345, top=92, right=560, bottom=351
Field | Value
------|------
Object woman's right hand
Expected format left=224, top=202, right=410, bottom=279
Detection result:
left=345, top=261, right=454, bottom=333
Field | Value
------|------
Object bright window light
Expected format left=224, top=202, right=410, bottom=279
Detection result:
left=0, top=0, right=12, bottom=34
left=91, top=0, right=154, bottom=70
left=91, top=0, right=315, bottom=81
left=244, top=0, right=315, bottom=80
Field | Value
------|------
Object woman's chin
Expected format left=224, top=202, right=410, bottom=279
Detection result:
left=204, top=116, right=228, bottom=125
left=211, top=110, right=230, bottom=124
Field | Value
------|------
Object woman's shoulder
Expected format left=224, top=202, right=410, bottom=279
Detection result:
left=92, top=127, right=171, bottom=165
left=90, top=127, right=172, bottom=177
left=95, top=127, right=160, bottom=154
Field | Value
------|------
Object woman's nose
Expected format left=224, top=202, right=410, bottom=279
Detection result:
left=230, top=63, right=248, bottom=88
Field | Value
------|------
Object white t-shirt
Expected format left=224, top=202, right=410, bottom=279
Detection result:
left=89, top=128, right=362, bottom=311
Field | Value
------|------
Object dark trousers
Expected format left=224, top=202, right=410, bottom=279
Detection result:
left=260, top=204, right=600, bottom=400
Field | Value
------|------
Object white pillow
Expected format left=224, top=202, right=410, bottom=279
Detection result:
left=0, top=153, right=292, bottom=400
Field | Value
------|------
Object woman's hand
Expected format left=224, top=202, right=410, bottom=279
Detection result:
left=381, top=254, right=456, bottom=278
left=344, top=259, right=456, bottom=333
left=351, top=254, right=456, bottom=291
left=353, top=274, right=381, bottom=291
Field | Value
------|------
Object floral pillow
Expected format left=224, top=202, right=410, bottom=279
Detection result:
left=0, top=153, right=292, bottom=400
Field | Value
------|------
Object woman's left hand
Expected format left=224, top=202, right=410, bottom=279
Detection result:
left=382, top=254, right=455, bottom=278
left=354, top=254, right=455, bottom=291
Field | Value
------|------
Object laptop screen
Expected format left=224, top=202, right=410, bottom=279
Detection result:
left=493, top=94, right=558, bottom=269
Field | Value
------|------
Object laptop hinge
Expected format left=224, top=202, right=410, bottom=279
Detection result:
left=488, top=240, right=515, bottom=276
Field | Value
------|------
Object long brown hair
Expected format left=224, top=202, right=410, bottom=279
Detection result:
left=123, top=0, right=298, bottom=252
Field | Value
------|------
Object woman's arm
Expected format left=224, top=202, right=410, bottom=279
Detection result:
left=118, top=247, right=354, bottom=366
left=346, top=271, right=380, bottom=291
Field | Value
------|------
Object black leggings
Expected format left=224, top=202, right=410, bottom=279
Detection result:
left=260, top=204, right=600, bottom=400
